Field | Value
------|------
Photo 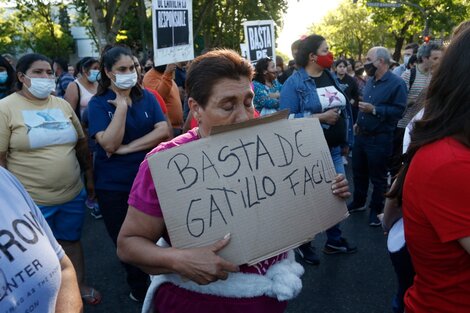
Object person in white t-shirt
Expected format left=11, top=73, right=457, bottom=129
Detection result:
left=0, top=167, right=82, bottom=313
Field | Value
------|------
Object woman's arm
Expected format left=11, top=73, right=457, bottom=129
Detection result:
left=94, top=93, right=129, bottom=153
left=55, top=255, right=83, bottom=313
left=114, top=121, right=170, bottom=155
left=64, top=82, right=79, bottom=111
left=117, top=206, right=238, bottom=285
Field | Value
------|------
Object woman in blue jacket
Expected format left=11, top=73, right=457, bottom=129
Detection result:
left=280, top=34, right=355, bottom=264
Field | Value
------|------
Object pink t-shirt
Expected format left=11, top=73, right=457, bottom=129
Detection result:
left=128, top=128, right=287, bottom=274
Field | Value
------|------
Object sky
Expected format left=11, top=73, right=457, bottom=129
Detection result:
left=277, top=0, right=342, bottom=59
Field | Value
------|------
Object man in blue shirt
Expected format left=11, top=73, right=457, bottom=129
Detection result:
left=348, top=47, right=407, bottom=226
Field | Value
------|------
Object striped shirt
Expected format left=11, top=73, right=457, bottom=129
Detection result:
left=397, top=67, right=431, bottom=128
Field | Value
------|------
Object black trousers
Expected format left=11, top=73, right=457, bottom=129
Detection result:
left=95, top=189, right=150, bottom=295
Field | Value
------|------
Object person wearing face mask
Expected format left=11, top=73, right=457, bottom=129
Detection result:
left=348, top=47, right=407, bottom=227
left=392, top=43, right=419, bottom=77
left=280, top=35, right=356, bottom=265
left=352, top=61, right=367, bottom=123
left=64, top=57, right=100, bottom=120
left=0, top=55, right=16, bottom=99
left=116, top=49, right=351, bottom=313
left=87, top=45, right=170, bottom=302
left=0, top=53, right=101, bottom=305
left=64, top=57, right=102, bottom=219
left=253, top=57, right=282, bottom=115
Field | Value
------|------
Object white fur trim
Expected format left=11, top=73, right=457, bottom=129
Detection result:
left=141, top=249, right=304, bottom=313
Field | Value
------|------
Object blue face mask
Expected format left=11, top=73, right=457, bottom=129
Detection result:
left=0, top=71, right=8, bottom=84
left=87, top=69, right=100, bottom=83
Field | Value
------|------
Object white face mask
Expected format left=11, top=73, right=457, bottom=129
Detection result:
left=25, top=76, right=56, bottom=99
left=112, top=72, right=137, bottom=89
left=404, top=55, right=411, bottom=67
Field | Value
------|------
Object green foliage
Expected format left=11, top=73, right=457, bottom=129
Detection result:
left=309, top=0, right=393, bottom=61
left=0, top=8, right=22, bottom=55
left=309, top=0, right=470, bottom=61
left=0, top=0, right=74, bottom=59
left=193, top=0, right=288, bottom=54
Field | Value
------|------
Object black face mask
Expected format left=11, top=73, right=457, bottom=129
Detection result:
left=355, top=68, right=364, bottom=76
left=144, top=66, right=152, bottom=72
left=364, top=62, right=377, bottom=77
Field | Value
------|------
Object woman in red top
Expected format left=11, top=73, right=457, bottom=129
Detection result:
left=388, top=28, right=470, bottom=313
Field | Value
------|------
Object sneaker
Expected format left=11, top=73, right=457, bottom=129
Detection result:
left=323, top=238, right=357, bottom=254
left=342, top=156, right=348, bottom=165
left=369, top=214, right=382, bottom=227
left=347, top=202, right=366, bottom=213
left=85, top=198, right=96, bottom=210
left=295, top=243, right=320, bottom=265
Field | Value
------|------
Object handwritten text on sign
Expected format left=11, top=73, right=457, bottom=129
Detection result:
left=148, top=117, right=347, bottom=265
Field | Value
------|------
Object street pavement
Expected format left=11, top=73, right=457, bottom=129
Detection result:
left=81, top=161, right=396, bottom=313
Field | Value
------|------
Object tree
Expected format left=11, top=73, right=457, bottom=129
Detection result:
left=309, top=0, right=393, bottom=61
left=3, top=0, right=74, bottom=59
left=0, top=8, right=22, bottom=55
left=73, top=0, right=135, bottom=51
left=73, top=0, right=288, bottom=56
left=362, top=0, right=469, bottom=60
left=192, top=0, right=288, bottom=54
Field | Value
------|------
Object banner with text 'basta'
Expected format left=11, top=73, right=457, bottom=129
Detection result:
left=148, top=112, right=348, bottom=265
left=243, top=20, right=276, bottom=64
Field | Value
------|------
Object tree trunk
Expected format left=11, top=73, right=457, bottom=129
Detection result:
left=86, top=0, right=109, bottom=50
left=392, top=19, right=414, bottom=62
left=137, top=0, right=148, bottom=56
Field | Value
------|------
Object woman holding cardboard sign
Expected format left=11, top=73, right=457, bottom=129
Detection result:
left=117, top=49, right=351, bottom=313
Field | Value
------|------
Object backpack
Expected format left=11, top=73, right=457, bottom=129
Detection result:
left=408, top=67, right=417, bottom=91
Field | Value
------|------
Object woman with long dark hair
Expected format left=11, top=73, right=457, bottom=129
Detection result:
left=0, top=55, right=15, bottom=99
left=87, top=45, right=170, bottom=301
left=279, top=35, right=356, bottom=264
left=253, top=57, right=282, bottom=115
left=388, top=28, right=470, bottom=313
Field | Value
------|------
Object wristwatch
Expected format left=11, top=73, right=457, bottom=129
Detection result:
left=372, top=107, right=377, bottom=116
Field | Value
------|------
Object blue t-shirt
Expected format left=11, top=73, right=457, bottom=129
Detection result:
left=88, top=89, right=166, bottom=191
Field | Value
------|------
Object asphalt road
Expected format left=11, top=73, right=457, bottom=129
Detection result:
left=81, top=161, right=396, bottom=313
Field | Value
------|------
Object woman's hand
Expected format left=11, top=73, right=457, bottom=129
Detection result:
left=269, top=92, right=280, bottom=99
left=331, top=174, right=351, bottom=199
left=320, top=108, right=340, bottom=125
left=172, top=234, right=239, bottom=285
left=108, top=93, right=131, bottom=108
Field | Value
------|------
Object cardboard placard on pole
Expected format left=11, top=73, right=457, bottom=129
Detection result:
left=152, top=0, right=194, bottom=66
left=148, top=112, right=348, bottom=265
left=243, top=20, right=276, bottom=63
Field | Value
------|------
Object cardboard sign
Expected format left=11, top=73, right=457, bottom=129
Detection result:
left=152, top=0, right=194, bottom=66
left=243, top=20, right=276, bottom=63
left=148, top=112, right=348, bottom=265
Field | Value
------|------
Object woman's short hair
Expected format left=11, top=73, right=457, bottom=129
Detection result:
left=15, top=53, right=52, bottom=90
left=294, top=34, right=326, bottom=68
left=0, top=54, right=16, bottom=95
left=97, top=45, right=142, bottom=99
left=185, top=49, right=254, bottom=108
left=253, top=57, right=272, bottom=84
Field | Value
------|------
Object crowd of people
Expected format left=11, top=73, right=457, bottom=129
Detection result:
left=0, top=19, right=469, bottom=313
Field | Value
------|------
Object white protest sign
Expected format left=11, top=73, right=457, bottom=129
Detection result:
left=152, top=0, right=194, bottom=66
left=243, top=20, right=276, bottom=63
left=148, top=113, right=348, bottom=265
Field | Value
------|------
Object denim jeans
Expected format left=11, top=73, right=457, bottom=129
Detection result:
left=325, top=146, right=344, bottom=244
left=352, top=133, right=393, bottom=214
